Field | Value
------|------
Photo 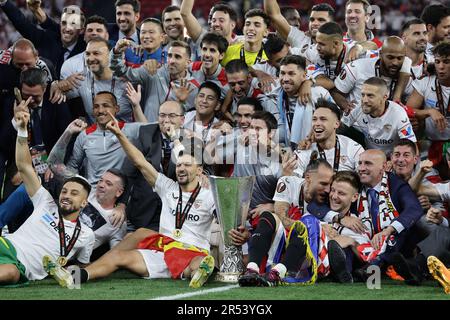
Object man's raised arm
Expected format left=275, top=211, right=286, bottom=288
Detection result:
left=15, top=97, right=41, bottom=197
left=105, top=111, right=159, bottom=187
left=264, top=0, right=291, bottom=41
left=180, top=0, right=203, bottom=42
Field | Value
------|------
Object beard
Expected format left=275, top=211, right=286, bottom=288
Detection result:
left=58, top=204, right=78, bottom=217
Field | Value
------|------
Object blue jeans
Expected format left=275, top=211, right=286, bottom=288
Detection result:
left=0, top=184, right=33, bottom=230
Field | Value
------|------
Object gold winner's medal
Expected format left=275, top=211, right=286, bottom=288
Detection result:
left=57, top=256, right=68, bottom=267
left=173, top=229, right=182, bottom=238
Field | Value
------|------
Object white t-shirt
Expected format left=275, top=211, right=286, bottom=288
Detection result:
left=293, top=134, right=364, bottom=177
left=412, top=75, right=450, bottom=141
left=273, top=175, right=307, bottom=209
left=342, top=101, right=417, bottom=153
left=183, top=111, right=220, bottom=144
left=334, top=56, right=413, bottom=107
left=154, top=173, right=215, bottom=251
left=287, top=27, right=318, bottom=62
left=60, top=52, right=87, bottom=80
left=5, top=187, right=95, bottom=281
left=79, top=194, right=127, bottom=249
left=305, top=42, right=355, bottom=80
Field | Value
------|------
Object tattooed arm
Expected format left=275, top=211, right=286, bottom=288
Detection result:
left=47, top=119, right=87, bottom=180
left=274, top=201, right=296, bottom=230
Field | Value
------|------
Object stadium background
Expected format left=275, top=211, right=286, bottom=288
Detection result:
left=0, top=0, right=449, bottom=300
left=1, top=0, right=450, bottom=49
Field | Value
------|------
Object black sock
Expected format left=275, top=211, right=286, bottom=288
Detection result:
left=413, top=253, right=426, bottom=273
left=248, top=211, right=276, bottom=267
left=79, top=268, right=89, bottom=283
left=283, top=228, right=307, bottom=272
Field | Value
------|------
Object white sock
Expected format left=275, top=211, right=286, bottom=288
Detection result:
left=246, top=262, right=259, bottom=273
left=273, top=263, right=287, bottom=278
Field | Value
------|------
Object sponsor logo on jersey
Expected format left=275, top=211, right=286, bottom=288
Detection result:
left=41, top=212, right=70, bottom=241
left=368, top=136, right=393, bottom=145
left=400, top=124, right=414, bottom=138
left=186, top=214, right=200, bottom=222
left=339, top=69, right=347, bottom=80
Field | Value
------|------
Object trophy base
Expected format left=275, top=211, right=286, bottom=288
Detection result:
left=215, top=272, right=242, bottom=283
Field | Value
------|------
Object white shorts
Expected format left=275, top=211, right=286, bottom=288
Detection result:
left=137, top=249, right=172, bottom=279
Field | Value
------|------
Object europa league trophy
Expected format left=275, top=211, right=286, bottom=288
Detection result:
left=209, top=176, right=256, bottom=283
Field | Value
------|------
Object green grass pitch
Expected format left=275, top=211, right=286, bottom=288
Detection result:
left=0, top=270, right=448, bottom=300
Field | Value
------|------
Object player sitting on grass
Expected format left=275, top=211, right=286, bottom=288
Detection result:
left=0, top=99, right=94, bottom=288
left=44, top=112, right=216, bottom=289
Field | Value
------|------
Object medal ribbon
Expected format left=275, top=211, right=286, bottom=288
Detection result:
left=240, top=45, right=264, bottom=65
left=175, top=183, right=201, bottom=230
left=325, top=45, right=346, bottom=79
left=58, top=213, right=82, bottom=259
left=435, top=77, right=450, bottom=118
left=375, top=59, right=396, bottom=100
left=317, top=136, right=341, bottom=172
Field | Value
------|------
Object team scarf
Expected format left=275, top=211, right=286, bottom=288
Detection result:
left=334, top=217, right=391, bottom=263
left=357, top=172, right=400, bottom=239
left=282, top=214, right=330, bottom=285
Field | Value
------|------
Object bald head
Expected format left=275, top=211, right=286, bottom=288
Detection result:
left=380, top=36, right=406, bottom=78
left=358, top=149, right=387, bottom=187
left=11, top=39, right=38, bottom=71
left=381, top=36, right=406, bottom=54
left=160, top=100, right=184, bottom=116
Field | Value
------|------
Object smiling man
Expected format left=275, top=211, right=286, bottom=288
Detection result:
left=48, top=91, right=142, bottom=186
left=221, top=9, right=270, bottom=67
left=294, top=99, right=364, bottom=177
left=189, top=32, right=229, bottom=99
left=352, top=149, right=423, bottom=279
left=341, top=77, right=416, bottom=153
left=0, top=1, right=86, bottom=77
left=65, top=37, right=133, bottom=124
left=111, top=40, right=199, bottom=122
left=45, top=117, right=216, bottom=289
left=0, top=102, right=94, bottom=287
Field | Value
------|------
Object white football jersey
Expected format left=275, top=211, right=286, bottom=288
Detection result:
left=342, top=101, right=417, bottom=153
left=412, top=75, right=450, bottom=141
left=273, top=175, right=307, bottom=209
left=154, top=173, right=215, bottom=251
left=80, top=193, right=127, bottom=249
left=425, top=43, right=435, bottom=63
left=335, top=56, right=412, bottom=107
left=287, top=26, right=318, bottom=61
left=293, top=134, right=364, bottom=177
left=5, top=187, right=95, bottom=281
left=306, top=42, right=355, bottom=80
